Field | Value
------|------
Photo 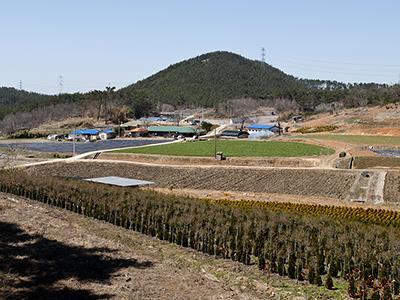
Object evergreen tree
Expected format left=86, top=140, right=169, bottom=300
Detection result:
left=288, top=252, right=296, bottom=279
left=258, top=254, right=266, bottom=270
left=308, top=265, right=316, bottom=284
left=315, top=273, right=323, bottom=286
left=325, top=272, right=334, bottom=290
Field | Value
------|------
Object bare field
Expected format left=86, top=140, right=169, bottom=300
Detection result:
left=100, top=152, right=323, bottom=168
left=27, top=161, right=358, bottom=200
left=384, top=171, right=400, bottom=203
left=353, top=156, right=400, bottom=169
left=0, top=194, right=349, bottom=299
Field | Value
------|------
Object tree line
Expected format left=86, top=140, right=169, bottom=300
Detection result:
left=0, top=87, right=155, bottom=134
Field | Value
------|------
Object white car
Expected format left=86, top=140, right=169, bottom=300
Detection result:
left=47, top=134, right=58, bottom=140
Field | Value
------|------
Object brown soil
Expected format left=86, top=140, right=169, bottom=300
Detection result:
left=100, top=152, right=323, bottom=168
left=353, top=157, right=400, bottom=170
left=295, top=105, right=400, bottom=136
left=0, top=193, right=349, bottom=299
left=383, top=171, right=400, bottom=204
left=27, top=161, right=359, bottom=200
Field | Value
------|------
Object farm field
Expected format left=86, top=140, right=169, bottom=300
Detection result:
left=114, top=140, right=334, bottom=157
left=353, top=156, right=400, bottom=169
left=2, top=171, right=399, bottom=298
left=27, top=161, right=358, bottom=200
left=383, top=171, right=400, bottom=203
left=292, top=134, right=400, bottom=146
left=1, top=193, right=350, bottom=300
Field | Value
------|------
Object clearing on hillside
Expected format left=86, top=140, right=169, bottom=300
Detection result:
left=293, top=134, right=400, bottom=146
left=114, top=140, right=334, bottom=157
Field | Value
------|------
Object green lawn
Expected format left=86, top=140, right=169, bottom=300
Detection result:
left=114, top=140, right=334, bottom=157
left=293, top=134, right=400, bottom=146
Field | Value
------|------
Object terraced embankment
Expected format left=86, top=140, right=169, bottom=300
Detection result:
left=26, top=161, right=389, bottom=203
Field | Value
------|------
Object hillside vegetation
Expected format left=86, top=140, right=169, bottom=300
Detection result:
left=123, top=51, right=400, bottom=109
left=1, top=51, right=400, bottom=133
left=123, top=51, right=304, bottom=107
left=0, top=87, right=53, bottom=120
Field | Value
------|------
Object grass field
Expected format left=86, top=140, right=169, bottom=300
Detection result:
left=114, top=140, right=334, bottom=157
left=294, top=134, right=400, bottom=146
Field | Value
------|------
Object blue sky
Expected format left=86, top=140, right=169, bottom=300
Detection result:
left=1, top=0, right=399, bottom=94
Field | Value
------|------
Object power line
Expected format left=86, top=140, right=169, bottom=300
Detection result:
left=275, top=61, right=398, bottom=76
left=58, top=75, right=63, bottom=95
left=270, top=53, right=400, bottom=68
left=261, top=47, right=266, bottom=63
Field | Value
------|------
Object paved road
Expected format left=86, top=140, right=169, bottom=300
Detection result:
left=0, top=139, right=172, bottom=154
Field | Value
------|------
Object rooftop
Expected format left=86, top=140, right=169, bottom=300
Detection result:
left=83, top=176, right=154, bottom=187
left=147, top=126, right=205, bottom=134
left=247, top=124, right=278, bottom=130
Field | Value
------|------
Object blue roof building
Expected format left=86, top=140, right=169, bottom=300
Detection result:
left=70, top=129, right=114, bottom=136
left=246, top=124, right=281, bottom=133
left=71, top=129, right=100, bottom=135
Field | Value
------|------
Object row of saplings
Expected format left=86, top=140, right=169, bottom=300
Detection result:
left=0, top=170, right=399, bottom=299
left=212, top=198, right=400, bottom=227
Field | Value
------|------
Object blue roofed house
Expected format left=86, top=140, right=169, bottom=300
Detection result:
left=246, top=124, right=282, bottom=134
left=69, top=129, right=99, bottom=142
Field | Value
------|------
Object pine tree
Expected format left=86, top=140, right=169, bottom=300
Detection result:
left=325, top=272, right=334, bottom=290
left=277, top=257, right=285, bottom=276
left=317, top=250, right=326, bottom=275
left=297, top=260, right=304, bottom=281
left=347, top=273, right=358, bottom=298
left=308, top=265, right=316, bottom=284
left=315, top=273, right=323, bottom=286
left=258, top=254, right=266, bottom=270
left=288, top=253, right=296, bottom=279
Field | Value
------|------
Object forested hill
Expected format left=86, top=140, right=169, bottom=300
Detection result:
left=123, top=51, right=399, bottom=109
left=0, top=87, right=55, bottom=120
left=122, top=51, right=306, bottom=107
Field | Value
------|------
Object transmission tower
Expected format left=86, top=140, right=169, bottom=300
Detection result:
left=19, top=80, right=22, bottom=90
left=58, top=75, right=64, bottom=94
left=261, top=47, right=266, bottom=63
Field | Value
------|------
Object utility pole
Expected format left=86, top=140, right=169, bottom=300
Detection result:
left=214, top=131, right=217, bottom=159
left=72, top=135, right=76, bottom=156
